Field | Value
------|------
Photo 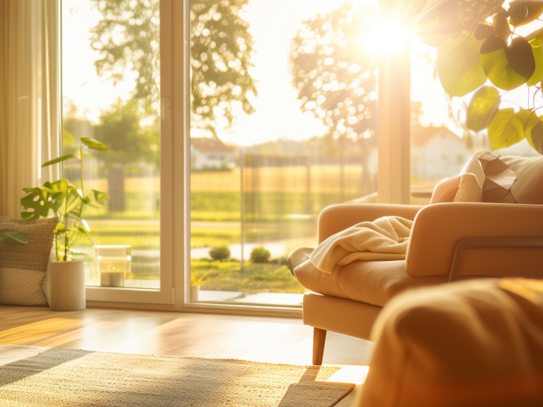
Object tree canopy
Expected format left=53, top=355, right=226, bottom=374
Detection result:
left=90, top=0, right=257, bottom=137
left=93, top=99, right=160, bottom=170
left=290, top=0, right=378, bottom=142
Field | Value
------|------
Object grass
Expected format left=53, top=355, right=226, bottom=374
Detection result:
left=191, top=259, right=305, bottom=294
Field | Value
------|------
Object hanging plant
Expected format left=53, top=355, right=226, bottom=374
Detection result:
left=413, top=0, right=543, bottom=153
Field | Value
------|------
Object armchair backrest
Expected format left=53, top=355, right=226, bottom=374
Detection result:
left=406, top=202, right=543, bottom=279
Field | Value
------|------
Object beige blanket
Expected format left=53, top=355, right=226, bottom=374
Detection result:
left=310, top=216, right=413, bottom=274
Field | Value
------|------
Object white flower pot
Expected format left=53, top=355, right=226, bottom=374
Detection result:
left=191, top=285, right=200, bottom=302
left=49, top=260, right=86, bottom=311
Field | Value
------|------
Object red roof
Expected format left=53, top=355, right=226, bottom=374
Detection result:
left=190, top=138, right=235, bottom=153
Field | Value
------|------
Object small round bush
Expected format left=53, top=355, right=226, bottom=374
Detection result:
left=250, top=246, right=271, bottom=263
left=209, top=246, right=231, bottom=261
left=271, top=256, right=289, bottom=265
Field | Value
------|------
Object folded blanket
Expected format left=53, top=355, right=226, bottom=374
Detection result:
left=310, top=216, right=413, bottom=274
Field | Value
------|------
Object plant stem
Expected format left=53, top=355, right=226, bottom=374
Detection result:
left=80, top=146, right=84, bottom=196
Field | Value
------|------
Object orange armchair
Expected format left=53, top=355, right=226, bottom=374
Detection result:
left=293, top=202, right=543, bottom=365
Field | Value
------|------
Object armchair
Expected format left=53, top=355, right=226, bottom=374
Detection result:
left=293, top=202, right=543, bottom=365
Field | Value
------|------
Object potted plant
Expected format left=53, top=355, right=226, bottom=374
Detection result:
left=413, top=0, right=543, bottom=154
left=190, top=272, right=208, bottom=302
left=20, top=137, right=108, bottom=311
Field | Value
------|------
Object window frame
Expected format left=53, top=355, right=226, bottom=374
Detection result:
left=60, top=0, right=175, bottom=305
left=83, top=0, right=410, bottom=315
left=377, top=0, right=411, bottom=205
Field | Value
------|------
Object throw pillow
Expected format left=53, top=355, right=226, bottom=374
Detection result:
left=0, top=216, right=58, bottom=306
left=477, top=152, right=517, bottom=203
left=501, top=155, right=543, bottom=204
left=462, top=151, right=543, bottom=204
left=430, top=173, right=482, bottom=204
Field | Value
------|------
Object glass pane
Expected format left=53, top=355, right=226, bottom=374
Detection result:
left=190, top=0, right=378, bottom=306
left=411, top=27, right=540, bottom=205
left=62, top=1, right=161, bottom=289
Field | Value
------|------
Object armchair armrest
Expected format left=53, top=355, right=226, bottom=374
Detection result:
left=318, top=203, right=423, bottom=243
left=407, top=203, right=543, bottom=278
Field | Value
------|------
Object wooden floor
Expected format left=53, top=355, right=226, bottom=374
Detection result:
left=0, top=305, right=373, bottom=405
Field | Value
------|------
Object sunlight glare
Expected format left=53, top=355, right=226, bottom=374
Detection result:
left=367, top=18, right=409, bottom=54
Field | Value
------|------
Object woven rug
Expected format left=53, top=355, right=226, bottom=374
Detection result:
left=0, top=344, right=354, bottom=407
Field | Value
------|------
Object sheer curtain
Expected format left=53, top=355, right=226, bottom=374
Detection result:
left=0, top=0, right=60, bottom=218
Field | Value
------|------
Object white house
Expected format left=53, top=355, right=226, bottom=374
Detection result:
left=411, top=126, right=471, bottom=183
left=190, top=137, right=236, bottom=171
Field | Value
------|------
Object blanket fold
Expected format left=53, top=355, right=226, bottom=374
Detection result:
left=310, top=216, right=413, bottom=274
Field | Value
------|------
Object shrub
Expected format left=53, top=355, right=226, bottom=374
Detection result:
left=250, top=246, right=271, bottom=263
left=270, top=256, right=289, bottom=265
left=209, top=246, right=231, bottom=261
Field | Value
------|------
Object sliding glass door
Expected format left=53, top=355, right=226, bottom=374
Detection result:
left=61, top=0, right=173, bottom=303
left=189, top=0, right=379, bottom=306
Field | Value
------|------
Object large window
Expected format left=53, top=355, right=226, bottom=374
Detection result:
left=62, top=0, right=173, bottom=304
left=189, top=0, right=379, bottom=306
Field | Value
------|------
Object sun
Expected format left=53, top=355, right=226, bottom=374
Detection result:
left=367, top=18, right=410, bottom=54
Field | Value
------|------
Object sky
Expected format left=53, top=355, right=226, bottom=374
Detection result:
left=62, top=0, right=540, bottom=155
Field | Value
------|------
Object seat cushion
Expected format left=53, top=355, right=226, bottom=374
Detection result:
left=294, top=259, right=448, bottom=307
left=359, top=278, right=543, bottom=407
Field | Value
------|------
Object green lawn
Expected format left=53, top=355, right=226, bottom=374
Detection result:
left=191, top=259, right=305, bottom=293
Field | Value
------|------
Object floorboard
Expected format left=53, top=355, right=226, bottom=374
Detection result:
left=0, top=305, right=372, bottom=406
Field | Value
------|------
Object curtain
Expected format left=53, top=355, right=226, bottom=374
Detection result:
left=0, top=0, right=60, bottom=219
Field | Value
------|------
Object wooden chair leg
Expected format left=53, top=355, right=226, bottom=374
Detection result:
left=312, top=328, right=327, bottom=365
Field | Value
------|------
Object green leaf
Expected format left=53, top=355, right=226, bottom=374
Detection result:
left=41, top=154, right=78, bottom=168
left=437, top=24, right=493, bottom=97
left=53, top=223, right=66, bottom=234
left=80, top=137, right=108, bottom=151
left=480, top=35, right=535, bottom=90
left=509, top=0, right=543, bottom=27
left=50, top=179, right=69, bottom=194
left=92, top=189, right=108, bottom=204
left=488, top=108, right=531, bottom=150
left=524, top=111, right=543, bottom=153
left=466, top=86, right=501, bottom=132
left=0, top=230, right=28, bottom=244
left=20, top=187, right=53, bottom=220
left=67, top=249, right=92, bottom=260
left=492, top=10, right=511, bottom=42
left=527, top=39, right=543, bottom=86
left=81, top=219, right=91, bottom=232
left=20, top=212, right=35, bottom=220
left=66, top=194, right=83, bottom=214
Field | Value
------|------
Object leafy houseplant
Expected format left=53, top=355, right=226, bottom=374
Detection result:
left=412, top=0, right=543, bottom=154
left=20, top=137, right=108, bottom=261
left=190, top=272, right=208, bottom=302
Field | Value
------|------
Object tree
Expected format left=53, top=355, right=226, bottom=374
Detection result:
left=92, top=99, right=160, bottom=211
left=290, top=0, right=379, bottom=196
left=93, top=99, right=160, bottom=170
left=290, top=0, right=378, bottom=142
left=90, top=0, right=257, bottom=137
